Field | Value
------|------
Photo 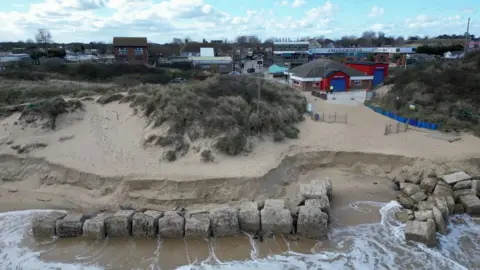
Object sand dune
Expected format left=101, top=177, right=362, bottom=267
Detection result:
left=1, top=93, right=479, bottom=180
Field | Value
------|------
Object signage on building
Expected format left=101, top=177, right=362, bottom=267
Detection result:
left=309, top=47, right=416, bottom=54
left=333, top=76, right=344, bottom=78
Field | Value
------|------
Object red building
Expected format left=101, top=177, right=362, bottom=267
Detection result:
left=345, top=61, right=389, bottom=87
left=288, top=59, right=373, bottom=91
left=112, top=37, right=149, bottom=65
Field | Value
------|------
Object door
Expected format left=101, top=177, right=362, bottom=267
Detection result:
left=373, top=69, right=384, bottom=87
left=330, top=78, right=346, bottom=91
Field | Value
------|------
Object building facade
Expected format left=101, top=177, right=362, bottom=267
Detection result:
left=288, top=59, right=373, bottom=91
left=113, top=37, right=148, bottom=64
left=345, top=61, right=389, bottom=87
left=273, top=41, right=309, bottom=66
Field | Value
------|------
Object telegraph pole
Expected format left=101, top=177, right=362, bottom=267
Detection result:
left=464, top=17, right=470, bottom=58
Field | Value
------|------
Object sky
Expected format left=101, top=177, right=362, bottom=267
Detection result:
left=0, top=0, right=478, bottom=44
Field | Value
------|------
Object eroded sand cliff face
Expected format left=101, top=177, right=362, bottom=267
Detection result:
left=1, top=151, right=478, bottom=213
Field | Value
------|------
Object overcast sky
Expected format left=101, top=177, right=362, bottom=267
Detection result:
left=0, top=0, right=478, bottom=44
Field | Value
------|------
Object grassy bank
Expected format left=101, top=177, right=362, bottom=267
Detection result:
left=368, top=52, right=480, bottom=135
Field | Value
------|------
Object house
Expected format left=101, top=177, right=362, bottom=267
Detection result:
left=112, top=37, right=148, bottom=64
left=287, top=59, right=373, bottom=91
left=345, top=61, right=389, bottom=87
left=268, top=64, right=289, bottom=78
left=444, top=51, right=464, bottom=59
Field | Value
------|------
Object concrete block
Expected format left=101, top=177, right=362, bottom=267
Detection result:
left=441, top=171, right=471, bottom=185
left=238, top=202, right=260, bottom=233
left=261, top=202, right=293, bottom=234
left=458, top=194, right=480, bottom=215
left=185, top=212, right=211, bottom=238
left=405, top=219, right=437, bottom=247
left=132, top=210, right=163, bottom=238
left=300, top=183, right=327, bottom=200
left=158, top=211, right=184, bottom=238
left=453, top=180, right=472, bottom=190
left=105, top=210, right=135, bottom=237
left=297, top=206, right=328, bottom=239
left=414, top=210, right=433, bottom=221
left=32, top=211, right=67, bottom=238
left=209, top=207, right=240, bottom=237
left=56, top=213, right=86, bottom=238
left=304, top=197, right=330, bottom=216
left=82, top=213, right=112, bottom=240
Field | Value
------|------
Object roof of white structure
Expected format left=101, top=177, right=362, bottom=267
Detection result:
left=200, top=47, right=214, bottom=57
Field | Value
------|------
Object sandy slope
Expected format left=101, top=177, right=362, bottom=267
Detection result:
left=1, top=93, right=479, bottom=180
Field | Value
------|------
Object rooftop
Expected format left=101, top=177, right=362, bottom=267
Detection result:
left=113, top=37, right=148, bottom=47
left=289, top=59, right=366, bottom=78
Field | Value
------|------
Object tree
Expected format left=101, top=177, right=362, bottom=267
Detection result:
left=35, top=28, right=52, bottom=49
left=184, top=37, right=192, bottom=43
left=395, top=36, right=405, bottom=45
left=26, top=38, right=34, bottom=44
left=172, top=38, right=183, bottom=44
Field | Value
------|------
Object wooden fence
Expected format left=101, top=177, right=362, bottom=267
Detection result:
left=385, top=122, right=408, bottom=135
left=312, top=112, right=348, bottom=124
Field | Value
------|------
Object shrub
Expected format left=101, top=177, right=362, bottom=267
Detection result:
left=164, top=150, right=176, bottom=162
left=97, top=93, right=124, bottom=104
left=128, top=75, right=306, bottom=155
left=200, top=149, right=214, bottom=162
left=273, top=130, right=285, bottom=142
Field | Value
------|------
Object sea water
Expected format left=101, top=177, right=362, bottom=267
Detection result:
left=1, top=202, right=479, bottom=270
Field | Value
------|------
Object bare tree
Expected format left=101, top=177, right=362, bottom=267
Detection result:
left=236, top=36, right=248, bottom=44
left=25, top=38, right=34, bottom=44
left=35, top=28, right=52, bottom=49
left=184, top=37, right=192, bottom=43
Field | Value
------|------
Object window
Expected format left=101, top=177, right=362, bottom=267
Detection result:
left=118, top=47, right=128, bottom=55
left=293, top=80, right=301, bottom=85
left=134, top=47, right=144, bottom=55
left=353, top=80, right=361, bottom=86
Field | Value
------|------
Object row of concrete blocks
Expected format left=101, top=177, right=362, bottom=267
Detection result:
left=33, top=180, right=333, bottom=240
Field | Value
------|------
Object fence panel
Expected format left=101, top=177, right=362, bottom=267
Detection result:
left=312, top=112, right=348, bottom=124
left=366, top=104, right=438, bottom=131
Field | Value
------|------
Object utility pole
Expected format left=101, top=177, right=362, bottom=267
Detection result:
left=464, top=17, right=471, bottom=58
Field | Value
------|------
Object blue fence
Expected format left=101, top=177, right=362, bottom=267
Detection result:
left=365, top=104, right=439, bottom=131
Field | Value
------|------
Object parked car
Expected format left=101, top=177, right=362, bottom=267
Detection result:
left=247, top=68, right=255, bottom=73
left=169, top=77, right=187, bottom=83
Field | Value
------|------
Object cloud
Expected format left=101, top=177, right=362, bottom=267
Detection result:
left=368, top=5, right=384, bottom=17
left=405, top=14, right=463, bottom=28
left=278, top=0, right=289, bottom=6
left=463, top=8, right=476, bottom=14
left=292, top=0, right=306, bottom=8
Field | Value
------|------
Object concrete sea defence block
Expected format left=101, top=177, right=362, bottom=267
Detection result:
left=414, top=210, right=433, bottom=221
left=185, top=212, right=211, bottom=238
left=472, top=179, right=480, bottom=196
left=405, top=219, right=437, bottom=247
left=304, top=197, right=330, bottom=216
left=105, top=210, right=135, bottom=237
left=400, top=183, right=421, bottom=196
left=458, top=194, right=480, bottom=215
left=453, top=189, right=476, bottom=201
left=284, top=194, right=306, bottom=211
left=83, top=213, right=112, bottom=240
left=132, top=210, right=163, bottom=238
left=300, top=183, right=328, bottom=200
left=420, top=177, right=438, bottom=194
left=238, top=202, right=260, bottom=233
left=410, top=191, right=428, bottom=202
left=296, top=206, right=328, bottom=239
left=441, top=171, right=472, bottom=185
left=32, top=211, right=67, bottom=238
left=433, top=182, right=453, bottom=197
left=432, top=207, right=447, bottom=235
left=56, top=213, right=86, bottom=238
left=311, top=179, right=332, bottom=200
left=453, top=180, right=472, bottom=191
left=209, top=207, right=240, bottom=237
left=158, top=211, right=185, bottom=238
left=261, top=200, right=293, bottom=234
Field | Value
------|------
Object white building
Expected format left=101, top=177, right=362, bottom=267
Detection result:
left=443, top=51, right=464, bottom=59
